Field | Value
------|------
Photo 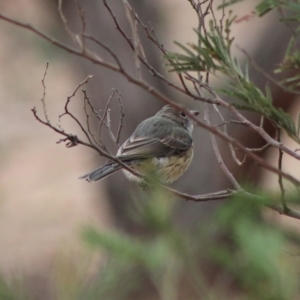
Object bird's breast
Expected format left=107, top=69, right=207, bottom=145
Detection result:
left=153, top=146, right=194, bottom=183
left=122, top=145, right=194, bottom=184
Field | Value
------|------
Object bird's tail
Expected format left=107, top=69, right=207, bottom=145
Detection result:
left=79, top=163, right=122, bottom=182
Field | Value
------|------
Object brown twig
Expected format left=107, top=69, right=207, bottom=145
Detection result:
left=106, top=108, right=117, bottom=143
left=98, top=89, right=116, bottom=140
left=58, top=0, right=77, bottom=44
left=123, top=0, right=143, bottom=78
left=204, top=102, right=241, bottom=189
left=277, top=127, right=287, bottom=211
left=41, top=62, right=50, bottom=123
left=237, top=45, right=300, bottom=96
left=82, top=89, right=106, bottom=150
left=58, top=75, right=94, bottom=144
left=31, top=106, right=146, bottom=182
left=83, top=34, right=124, bottom=70
left=76, top=1, right=87, bottom=51
left=115, top=89, right=124, bottom=145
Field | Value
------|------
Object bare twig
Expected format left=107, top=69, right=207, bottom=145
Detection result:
left=277, top=7, right=299, bottom=49
left=204, top=103, right=241, bottom=189
left=245, top=143, right=270, bottom=153
left=76, top=1, right=87, bottom=51
left=41, top=62, right=50, bottom=123
left=167, top=188, right=236, bottom=202
left=115, top=90, right=124, bottom=145
left=237, top=45, right=300, bottom=95
left=219, top=0, right=226, bottom=35
left=106, top=108, right=117, bottom=143
left=213, top=103, right=246, bottom=166
left=82, top=88, right=122, bottom=152
left=58, top=0, right=77, bottom=44
left=83, top=34, right=123, bottom=69
left=266, top=203, right=300, bottom=221
left=59, top=75, right=94, bottom=144
left=82, top=89, right=106, bottom=150
left=187, top=0, right=198, bottom=11
left=98, top=89, right=116, bottom=139
left=277, top=127, right=287, bottom=211
left=32, top=107, right=146, bottom=182
left=105, top=90, right=124, bottom=146
left=123, top=0, right=143, bottom=78
left=260, top=115, right=265, bottom=128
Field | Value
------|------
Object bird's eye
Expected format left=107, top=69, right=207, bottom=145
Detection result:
left=180, top=112, right=186, bottom=118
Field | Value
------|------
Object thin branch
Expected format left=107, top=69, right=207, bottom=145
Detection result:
left=277, top=7, right=299, bottom=49
left=83, top=34, right=123, bottom=69
left=277, top=127, right=287, bottom=211
left=76, top=1, right=87, bottom=51
left=123, top=0, right=143, bottom=78
left=58, top=0, right=77, bottom=44
left=238, top=45, right=300, bottom=95
left=32, top=107, right=147, bottom=182
left=213, top=103, right=246, bottom=166
left=82, top=89, right=106, bottom=150
left=115, top=90, right=124, bottom=145
left=108, top=0, right=212, bottom=105
left=204, top=103, right=241, bottom=189
left=219, top=0, right=226, bottom=35
left=106, top=108, right=118, bottom=143
left=266, top=204, right=300, bottom=221
left=58, top=76, right=94, bottom=145
left=98, top=89, right=116, bottom=140
left=260, top=115, right=265, bottom=128
left=187, top=0, right=198, bottom=11
left=167, top=188, right=235, bottom=202
left=245, top=143, right=270, bottom=153
left=41, top=62, right=50, bottom=123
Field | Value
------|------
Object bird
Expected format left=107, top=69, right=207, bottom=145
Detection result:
left=80, top=105, right=199, bottom=185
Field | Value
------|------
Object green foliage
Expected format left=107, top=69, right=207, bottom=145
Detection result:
left=220, top=0, right=300, bottom=17
left=220, top=0, right=300, bottom=88
left=0, top=282, right=16, bottom=300
left=1, top=190, right=300, bottom=300
left=79, top=259, right=139, bottom=300
left=77, top=187, right=300, bottom=300
left=166, top=10, right=299, bottom=141
left=213, top=194, right=298, bottom=300
left=218, top=0, right=245, bottom=9
left=167, top=15, right=236, bottom=73
left=0, top=276, right=27, bottom=300
left=255, top=0, right=300, bottom=17
left=82, top=187, right=207, bottom=300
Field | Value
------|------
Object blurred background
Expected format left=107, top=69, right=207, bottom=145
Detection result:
left=0, top=0, right=300, bottom=299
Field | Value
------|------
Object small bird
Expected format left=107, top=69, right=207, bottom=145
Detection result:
left=80, top=105, right=199, bottom=184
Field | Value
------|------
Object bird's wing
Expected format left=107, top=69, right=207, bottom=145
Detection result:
left=117, top=124, right=192, bottom=161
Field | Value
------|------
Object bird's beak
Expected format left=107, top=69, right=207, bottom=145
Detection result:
left=191, top=110, right=199, bottom=116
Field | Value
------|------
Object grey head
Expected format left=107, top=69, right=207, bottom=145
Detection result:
left=155, top=105, right=199, bottom=133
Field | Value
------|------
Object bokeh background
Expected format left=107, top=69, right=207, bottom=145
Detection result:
left=0, top=0, right=300, bottom=299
